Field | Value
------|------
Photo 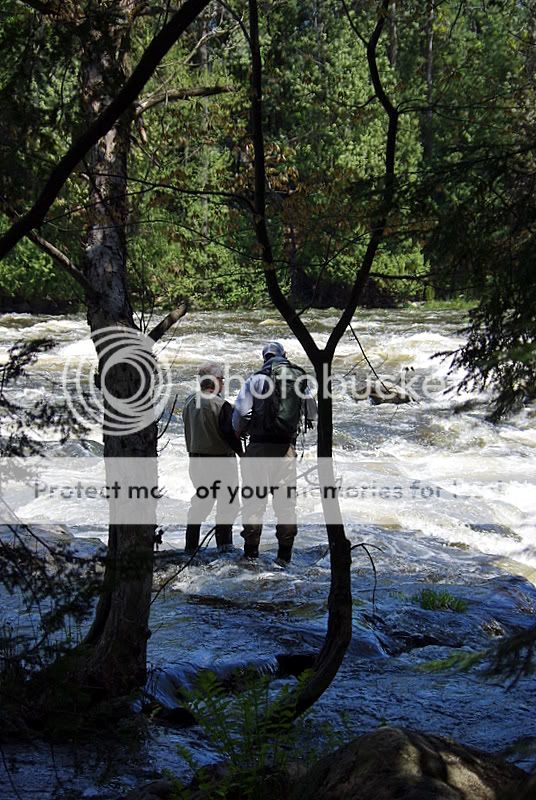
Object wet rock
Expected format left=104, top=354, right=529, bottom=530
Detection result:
left=0, top=523, right=105, bottom=563
left=122, top=779, right=174, bottom=799
left=293, top=727, right=528, bottom=800
left=481, top=619, right=505, bottom=638
left=352, top=380, right=416, bottom=405
left=365, top=609, right=466, bottom=656
left=0, top=523, right=73, bottom=547
left=452, top=398, right=486, bottom=415
left=141, top=653, right=316, bottom=723
left=469, top=523, right=522, bottom=542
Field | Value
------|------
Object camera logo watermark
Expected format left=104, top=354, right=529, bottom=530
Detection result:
left=62, top=326, right=173, bottom=437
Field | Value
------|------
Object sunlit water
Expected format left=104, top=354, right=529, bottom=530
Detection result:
left=1, top=308, right=535, bottom=798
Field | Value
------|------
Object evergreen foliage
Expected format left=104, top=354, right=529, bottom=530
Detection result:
left=0, top=340, right=102, bottom=735
left=0, top=0, right=534, bottom=406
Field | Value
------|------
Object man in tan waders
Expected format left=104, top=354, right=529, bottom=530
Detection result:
left=182, top=362, right=241, bottom=555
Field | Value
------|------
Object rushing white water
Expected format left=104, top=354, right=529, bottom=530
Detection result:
left=1, top=308, right=536, bottom=799
left=1, top=307, right=534, bottom=570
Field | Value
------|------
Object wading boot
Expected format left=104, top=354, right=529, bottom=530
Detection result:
left=242, top=524, right=262, bottom=559
left=275, top=524, right=296, bottom=566
left=215, top=524, right=234, bottom=553
left=243, top=542, right=259, bottom=558
left=184, top=524, right=201, bottom=555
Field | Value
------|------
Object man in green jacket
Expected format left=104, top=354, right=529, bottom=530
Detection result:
left=182, top=361, right=240, bottom=555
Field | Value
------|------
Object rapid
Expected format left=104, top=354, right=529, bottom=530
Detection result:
left=0, top=306, right=535, bottom=799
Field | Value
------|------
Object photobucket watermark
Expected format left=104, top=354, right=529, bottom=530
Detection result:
left=59, top=327, right=452, bottom=436
left=196, top=362, right=448, bottom=405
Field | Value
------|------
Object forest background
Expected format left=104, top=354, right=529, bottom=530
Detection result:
left=1, top=0, right=533, bottom=312
left=2, top=0, right=535, bottom=422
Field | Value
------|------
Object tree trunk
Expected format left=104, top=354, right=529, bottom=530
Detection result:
left=78, top=1, right=157, bottom=696
left=423, top=0, right=434, bottom=162
left=388, top=0, right=397, bottom=69
left=247, top=0, right=397, bottom=719
left=287, top=223, right=308, bottom=307
left=294, top=358, right=352, bottom=716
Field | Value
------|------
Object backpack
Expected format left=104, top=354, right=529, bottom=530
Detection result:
left=250, top=359, right=308, bottom=443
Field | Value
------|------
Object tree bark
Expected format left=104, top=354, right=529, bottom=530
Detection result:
left=247, top=0, right=397, bottom=718
left=77, top=0, right=158, bottom=696
left=423, top=0, right=434, bottom=162
left=294, top=360, right=352, bottom=716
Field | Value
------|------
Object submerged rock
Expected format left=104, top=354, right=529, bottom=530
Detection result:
left=293, top=727, right=528, bottom=800
left=352, top=380, right=416, bottom=405
left=469, top=523, right=522, bottom=542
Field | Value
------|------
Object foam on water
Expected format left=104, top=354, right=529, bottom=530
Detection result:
left=1, top=308, right=534, bottom=570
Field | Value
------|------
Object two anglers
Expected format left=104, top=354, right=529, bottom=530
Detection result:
left=182, top=341, right=316, bottom=565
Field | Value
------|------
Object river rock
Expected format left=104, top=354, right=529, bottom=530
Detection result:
left=293, top=727, right=528, bottom=800
left=352, top=380, right=416, bottom=405
left=122, top=779, right=174, bottom=800
left=469, top=523, right=521, bottom=541
left=0, top=523, right=73, bottom=549
left=0, top=524, right=105, bottom=564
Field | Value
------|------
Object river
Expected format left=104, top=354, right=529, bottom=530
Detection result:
left=0, top=307, right=535, bottom=799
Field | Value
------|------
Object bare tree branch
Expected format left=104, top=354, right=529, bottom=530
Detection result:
left=247, top=0, right=319, bottom=360
left=26, top=230, right=95, bottom=297
left=148, top=301, right=188, bottom=341
left=248, top=0, right=352, bottom=721
left=218, top=0, right=251, bottom=46
left=135, top=84, right=235, bottom=115
left=340, top=0, right=367, bottom=46
left=247, top=0, right=398, bottom=721
left=0, top=199, right=95, bottom=296
left=370, top=271, right=429, bottom=281
left=183, top=26, right=229, bottom=63
left=0, top=0, right=212, bottom=262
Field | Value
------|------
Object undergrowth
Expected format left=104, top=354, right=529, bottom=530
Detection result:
left=169, top=669, right=344, bottom=800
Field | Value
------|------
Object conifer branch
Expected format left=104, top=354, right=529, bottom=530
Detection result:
left=135, top=84, right=234, bottom=115
left=0, top=0, right=212, bottom=262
